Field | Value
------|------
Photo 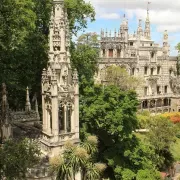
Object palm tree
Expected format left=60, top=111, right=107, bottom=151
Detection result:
left=50, top=136, right=106, bottom=180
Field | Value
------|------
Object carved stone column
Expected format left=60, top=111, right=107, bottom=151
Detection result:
left=42, top=96, right=47, bottom=132
left=148, top=100, right=150, bottom=111
left=106, top=49, right=108, bottom=58
left=168, top=98, right=171, bottom=112
left=155, top=99, right=157, bottom=113
left=141, top=101, right=143, bottom=112
left=161, top=98, right=164, bottom=112
left=64, top=105, right=67, bottom=133
left=46, top=107, right=51, bottom=134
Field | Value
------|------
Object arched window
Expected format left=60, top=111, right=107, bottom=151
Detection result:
left=66, top=103, right=72, bottom=132
left=59, top=103, right=64, bottom=133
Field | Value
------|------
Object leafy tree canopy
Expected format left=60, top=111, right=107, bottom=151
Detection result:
left=101, top=65, right=144, bottom=91
left=0, top=138, right=41, bottom=180
left=65, top=0, right=95, bottom=35
left=0, top=0, right=96, bottom=108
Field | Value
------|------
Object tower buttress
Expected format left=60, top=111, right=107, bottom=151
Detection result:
left=41, top=0, right=79, bottom=157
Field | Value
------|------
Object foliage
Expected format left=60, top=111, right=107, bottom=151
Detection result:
left=0, top=0, right=96, bottom=109
left=137, top=110, right=151, bottom=128
left=77, top=32, right=99, bottom=48
left=176, top=43, right=180, bottom=75
left=102, top=65, right=143, bottom=91
left=50, top=136, right=106, bottom=180
left=65, top=0, right=95, bottom=35
left=79, top=84, right=160, bottom=178
left=161, top=112, right=180, bottom=124
left=171, top=138, right=180, bottom=161
left=0, top=138, right=41, bottom=179
left=70, top=32, right=99, bottom=96
left=146, top=116, right=177, bottom=170
left=136, top=169, right=162, bottom=180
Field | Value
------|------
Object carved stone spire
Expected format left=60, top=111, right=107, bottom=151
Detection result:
left=25, top=87, right=31, bottom=112
left=144, top=2, right=151, bottom=39
left=163, top=30, right=169, bottom=56
left=120, top=14, right=128, bottom=42
left=137, top=19, right=143, bottom=37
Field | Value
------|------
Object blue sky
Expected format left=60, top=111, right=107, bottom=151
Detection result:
left=79, top=0, right=180, bottom=56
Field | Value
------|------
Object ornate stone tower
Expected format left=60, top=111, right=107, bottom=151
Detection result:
left=41, top=0, right=79, bottom=157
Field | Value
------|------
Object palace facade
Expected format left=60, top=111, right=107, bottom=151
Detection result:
left=95, top=9, right=180, bottom=113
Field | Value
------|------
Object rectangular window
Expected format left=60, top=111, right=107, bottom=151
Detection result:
left=144, top=67, right=148, bottom=75
left=109, top=49, right=113, bottom=57
left=132, top=68, right=135, bottom=75
left=169, top=69, right=172, bottom=75
left=117, top=49, right=121, bottom=57
left=157, top=66, right=160, bottom=74
left=157, top=86, right=160, bottom=94
left=144, top=87, right=148, bottom=96
left=151, top=52, right=154, bottom=58
left=151, top=68, right=153, bottom=75
left=131, top=53, right=135, bottom=57
left=130, top=42, right=133, bottom=46
left=164, top=86, right=168, bottom=93
left=103, top=49, right=105, bottom=57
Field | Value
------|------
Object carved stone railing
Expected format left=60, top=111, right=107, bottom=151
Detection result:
left=101, top=37, right=123, bottom=42
left=98, top=57, right=137, bottom=63
left=138, top=93, right=172, bottom=100
left=139, top=56, right=149, bottom=60
left=157, top=56, right=163, bottom=60
left=42, top=131, right=76, bottom=145
left=10, top=111, right=39, bottom=122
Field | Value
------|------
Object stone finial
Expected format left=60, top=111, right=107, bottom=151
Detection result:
left=133, top=31, right=136, bottom=37
left=1, top=83, right=9, bottom=124
left=73, top=69, right=78, bottom=84
left=137, top=19, right=143, bottom=37
left=109, top=30, right=111, bottom=37
left=101, top=29, right=104, bottom=38
left=25, top=87, right=31, bottom=112
left=105, top=29, right=108, bottom=37
left=163, top=30, right=168, bottom=41
left=114, top=29, right=117, bottom=37
left=35, top=97, right=40, bottom=119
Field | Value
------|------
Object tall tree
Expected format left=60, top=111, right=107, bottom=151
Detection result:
left=102, top=65, right=143, bottom=91
left=0, top=0, right=96, bottom=108
left=146, top=116, right=177, bottom=171
left=71, top=33, right=99, bottom=90
left=0, top=138, right=40, bottom=179
left=64, top=0, right=95, bottom=35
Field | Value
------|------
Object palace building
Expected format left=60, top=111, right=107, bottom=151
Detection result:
left=96, top=8, right=180, bottom=113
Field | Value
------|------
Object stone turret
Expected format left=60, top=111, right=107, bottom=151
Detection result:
left=137, top=19, right=143, bottom=37
left=120, top=14, right=128, bottom=42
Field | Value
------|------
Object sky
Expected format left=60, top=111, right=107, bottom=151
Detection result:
left=81, top=0, right=180, bottom=56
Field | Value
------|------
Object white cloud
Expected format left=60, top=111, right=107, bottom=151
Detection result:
left=99, top=13, right=120, bottom=19
left=86, top=0, right=180, bottom=33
